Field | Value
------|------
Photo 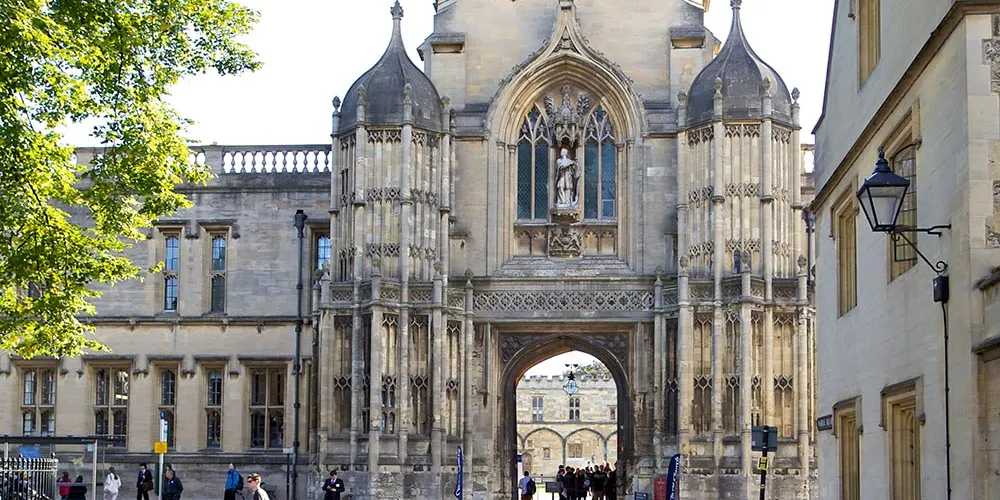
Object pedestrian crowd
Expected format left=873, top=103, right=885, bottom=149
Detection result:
left=520, top=461, right=617, bottom=500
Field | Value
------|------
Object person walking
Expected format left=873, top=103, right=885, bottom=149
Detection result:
left=224, top=463, right=242, bottom=500
left=162, top=470, right=183, bottom=500
left=57, top=471, right=72, bottom=500
left=104, top=467, right=122, bottom=500
left=322, top=470, right=345, bottom=500
left=518, top=470, right=536, bottom=500
left=67, top=475, right=87, bottom=500
left=246, top=473, right=270, bottom=500
left=136, top=463, right=153, bottom=500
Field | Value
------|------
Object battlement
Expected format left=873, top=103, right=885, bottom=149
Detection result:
left=518, top=374, right=617, bottom=389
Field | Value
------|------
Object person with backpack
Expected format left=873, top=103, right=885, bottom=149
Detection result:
left=518, top=470, right=536, bottom=500
left=224, top=463, right=243, bottom=500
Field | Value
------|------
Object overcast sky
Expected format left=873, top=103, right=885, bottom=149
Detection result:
left=63, top=0, right=833, bottom=149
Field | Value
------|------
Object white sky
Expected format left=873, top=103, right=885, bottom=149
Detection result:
left=62, top=0, right=834, bottom=148
left=524, top=350, right=599, bottom=377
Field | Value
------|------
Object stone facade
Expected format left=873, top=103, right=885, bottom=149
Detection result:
left=515, top=375, right=619, bottom=475
left=1, top=1, right=819, bottom=499
left=812, top=2, right=1000, bottom=499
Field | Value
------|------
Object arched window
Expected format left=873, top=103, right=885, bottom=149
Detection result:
left=517, top=108, right=550, bottom=220
left=584, top=106, right=616, bottom=220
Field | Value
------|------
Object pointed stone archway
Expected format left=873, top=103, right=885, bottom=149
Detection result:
left=494, top=328, right=634, bottom=500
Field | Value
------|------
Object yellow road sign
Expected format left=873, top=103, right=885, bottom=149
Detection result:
left=153, top=441, right=167, bottom=454
left=756, top=456, right=769, bottom=471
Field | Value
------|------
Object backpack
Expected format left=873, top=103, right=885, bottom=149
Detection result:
left=526, top=478, right=536, bottom=495
left=236, top=474, right=244, bottom=491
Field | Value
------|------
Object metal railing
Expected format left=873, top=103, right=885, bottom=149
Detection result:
left=0, top=457, right=58, bottom=500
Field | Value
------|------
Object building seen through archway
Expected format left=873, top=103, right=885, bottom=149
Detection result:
left=516, top=352, right=619, bottom=482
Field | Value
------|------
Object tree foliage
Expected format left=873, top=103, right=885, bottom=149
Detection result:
left=565, top=359, right=612, bottom=379
left=0, top=0, right=259, bottom=358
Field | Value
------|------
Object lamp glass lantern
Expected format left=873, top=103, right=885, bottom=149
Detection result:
left=563, top=372, right=579, bottom=395
left=855, top=148, right=909, bottom=232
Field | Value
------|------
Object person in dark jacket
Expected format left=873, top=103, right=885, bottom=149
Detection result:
left=322, top=470, right=346, bottom=500
left=136, top=463, right=154, bottom=500
left=67, top=475, right=88, bottom=500
left=162, top=470, right=183, bottom=500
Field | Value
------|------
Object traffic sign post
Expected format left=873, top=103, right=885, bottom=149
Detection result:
left=157, top=411, right=168, bottom=496
left=752, top=425, right=778, bottom=500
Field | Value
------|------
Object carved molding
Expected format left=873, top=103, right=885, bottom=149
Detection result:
left=474, top=289, right=653, bottom=311
left=499, top=332, right=630, bottom=369
left=548, top=226, right=583, bottom=257
left=724, top=123, right=761, bottom=138
left=687, top=126, right=714, bottom=145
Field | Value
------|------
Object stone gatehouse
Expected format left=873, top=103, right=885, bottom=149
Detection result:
left=1, top=1, right=818, bottom=499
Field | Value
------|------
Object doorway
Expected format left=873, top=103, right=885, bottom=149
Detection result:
left=497, top=332, right=632, bottom=500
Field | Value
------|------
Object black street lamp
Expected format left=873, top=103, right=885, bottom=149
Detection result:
left=291, top=209, right=308, bottom=500
left=563, top=364, right=579, bottom=396
left=854, top=147, right=952, bottom=500
left=856, top=148, right=910, bottom=233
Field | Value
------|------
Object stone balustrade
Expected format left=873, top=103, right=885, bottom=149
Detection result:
left=73, top=144, right=333, bottom=174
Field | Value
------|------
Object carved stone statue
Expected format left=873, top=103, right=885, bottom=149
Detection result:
left=555, top=148, right=579, bottom=207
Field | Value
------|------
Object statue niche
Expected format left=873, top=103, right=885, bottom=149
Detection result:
left=555, top=148, right=579, bottom=208
left=545, top=85, right=590, bottom=223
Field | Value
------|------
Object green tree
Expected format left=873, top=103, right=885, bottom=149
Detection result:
left=0, top=0, right=260, bottom=358
left=565, top=359, right=612, bottom=379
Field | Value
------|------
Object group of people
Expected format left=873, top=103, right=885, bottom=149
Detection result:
left=56, top=462, right=272, bottom=500
left=520, top=462, right=618, bottom=500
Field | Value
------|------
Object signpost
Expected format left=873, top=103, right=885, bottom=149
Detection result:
left=751, top=426, right=778, bottom=500
left=157, top=411, right=168, bottom=495
left=816, top=414, right=833, bottom=431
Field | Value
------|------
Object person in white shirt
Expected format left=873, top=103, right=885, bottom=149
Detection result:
left=518, top=470, right=535, bottom=500
left=247, top=473, right=270, bottom=500
left=103, top=467, right=122, bottom=500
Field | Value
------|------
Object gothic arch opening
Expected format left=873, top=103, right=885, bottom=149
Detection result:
left=499, top=336, right=632, bottom=500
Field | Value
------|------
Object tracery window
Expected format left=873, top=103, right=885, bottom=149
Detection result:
left=249, top=367, right=284, bottom=449
left=517, top=108, right=550, bottom=220
left=94, top=366, right=129, bottom=447
left=21, top=367, right=55, bottom=436
left=583, top=106, right=616, bottom=220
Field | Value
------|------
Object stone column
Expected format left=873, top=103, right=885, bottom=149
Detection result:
left=740, top=263, right=753, bottom=477
left=368, top=272, right=384, bottom=476
left=462, top=274, right=474, bottom=494
left=761, top=79, right=774, bottom=298
left=677, top=92, right=689, bottom=268
left=677, top=258, right=693, bottom=456
left=653, top=272, right=664, bottom=460
left=349, top=91, right=369, bottom=468
left=791, top=89, right=803, bottom=264
left=761, top=81, right=777, bottom=431
left=431, top=274, right=445, bottom=496
left=440, top=97, right=452, bottom=282
left=796, top=257, right=810, bottom=470
left=398, top=85, right=414, bottom=464
left=711, top=77, right=725, bottom=463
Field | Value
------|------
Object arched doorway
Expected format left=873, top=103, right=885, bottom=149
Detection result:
left=498, top=332, right=633, bottom=499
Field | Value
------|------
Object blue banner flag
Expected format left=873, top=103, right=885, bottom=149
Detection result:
left=666, top=453, right=681, bottom=500
left=455, top=445, right=464, bottom=499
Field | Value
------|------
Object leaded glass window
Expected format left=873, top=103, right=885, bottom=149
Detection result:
left=517, top=108, right=550, bottom=220
left=210, top=235, right=227, bottom=312
left=584, top=106, right=616, bottom=220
